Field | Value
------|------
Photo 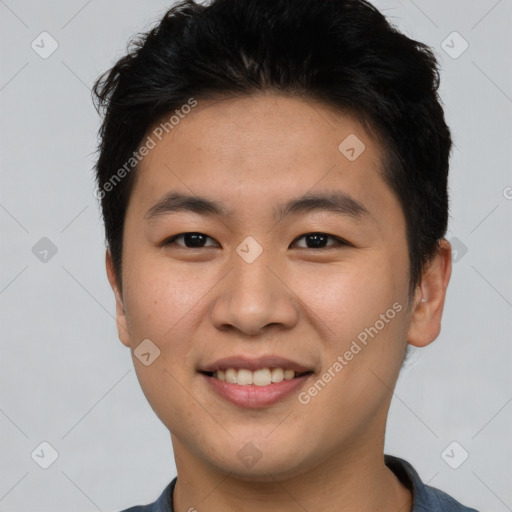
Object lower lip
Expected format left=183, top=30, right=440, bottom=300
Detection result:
left=201, top=373, right=312, bottom=408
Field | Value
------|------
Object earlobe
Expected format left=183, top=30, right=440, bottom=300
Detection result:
left=406, top=239, right=452, bottom=348
left=105, top=249, right=131, bottom=347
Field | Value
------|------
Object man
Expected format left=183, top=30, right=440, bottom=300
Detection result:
left=92, top=0, right=479, bottom=510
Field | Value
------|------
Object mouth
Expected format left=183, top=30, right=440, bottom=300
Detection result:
left=200, top=367, right=313, bottom=386
left=198, top=356, right=315, bottom=408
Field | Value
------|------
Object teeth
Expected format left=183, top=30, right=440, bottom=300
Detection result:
left=237, top=369, right=253, bottom=385
left=213, top=367, right=301, bottom=386
left=225, top=368, right=237, bottom=384
left=271, top=368, right=284, bottom=382
left=253, top=368, right=271, bottom=386
left=284, top=369, right=295, bottom=380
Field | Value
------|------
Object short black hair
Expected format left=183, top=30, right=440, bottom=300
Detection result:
left=92, top=0, right=452, bottom=299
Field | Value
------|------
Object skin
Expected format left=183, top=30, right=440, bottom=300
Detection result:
left=106, top=93, right=452, bottom=512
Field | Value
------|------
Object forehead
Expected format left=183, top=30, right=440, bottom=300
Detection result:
left=129, top=93, right=401, bottom=228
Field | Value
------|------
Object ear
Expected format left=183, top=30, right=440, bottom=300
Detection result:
left=407, top=238, right=452, bottom=348
left=105, top=249, right=131, bottom=347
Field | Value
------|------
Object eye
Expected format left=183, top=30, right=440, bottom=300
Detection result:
left=161, top=232, right=350, bottom=250
left=161, top=232, right=219, bottom=248
left=291, top=232, right=350, bottom=249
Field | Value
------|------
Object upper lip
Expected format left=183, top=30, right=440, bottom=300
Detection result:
left=199, top=355, right=314, bottom=373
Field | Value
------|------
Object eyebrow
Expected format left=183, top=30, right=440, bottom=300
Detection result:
left=144, top=191, right=373, bottom=223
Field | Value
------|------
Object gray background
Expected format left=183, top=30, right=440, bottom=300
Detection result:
left=1, top=0, right=511, bottom=510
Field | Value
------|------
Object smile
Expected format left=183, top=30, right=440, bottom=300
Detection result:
left=206, top=367, right=311, bottom=386
left=198, top=355, right=315, bottom=407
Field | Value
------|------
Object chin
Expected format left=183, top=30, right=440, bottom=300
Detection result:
left=201, top=437, right=319, bottom=482
left=215, top=457, right=310, bottom=483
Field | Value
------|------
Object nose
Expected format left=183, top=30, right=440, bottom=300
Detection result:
left=210, top=250, right=300, bottom=337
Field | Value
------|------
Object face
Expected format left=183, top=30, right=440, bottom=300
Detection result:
left=107, top=93, right=435, bottom=481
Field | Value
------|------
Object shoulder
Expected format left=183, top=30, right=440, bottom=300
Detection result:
left=384, top=454, right=480, bottom=512
left=116, top=479, right=176, bottom=512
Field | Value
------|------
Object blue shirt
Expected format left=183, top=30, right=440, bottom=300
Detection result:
left=119, top=454, right=479, bottom=511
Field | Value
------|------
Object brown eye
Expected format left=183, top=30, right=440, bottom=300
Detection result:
left=162, top=232, right=219, bottom=248
left=291, top=233, right=349, bottom=249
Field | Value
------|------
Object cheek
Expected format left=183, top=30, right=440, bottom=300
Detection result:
left=122, top=261, right=206, bottom=425
left=294, top=252, right=409, bottom=384
left=122, top=254, right=209, bottom=341
left=294, top=258, right=398, bottom=337
left=296, top=264, right=407, bottom=432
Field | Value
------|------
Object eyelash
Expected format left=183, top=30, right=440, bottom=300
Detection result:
left=161, top=232, right=351, bottom=250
